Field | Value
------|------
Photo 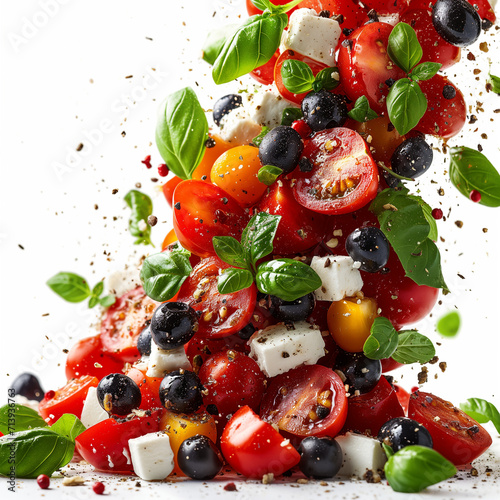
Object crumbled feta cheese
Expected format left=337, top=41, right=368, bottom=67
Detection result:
left=218, top=106, right=262, bottom=145
left=80, top=386, right=109, bottom=428
left=129, top=432, right=174, bottom=481
left=146, top=341, right=191, bottom=378
left=14, top=395, right=39, bottom=412
left=106, top=263, right=141, bottom=296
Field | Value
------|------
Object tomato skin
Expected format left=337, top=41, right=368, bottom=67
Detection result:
left=124, top=366, right=163, bottom=410
left=193, top=136, right=232, bottom=182
left=381, top=357, right=404, bottom=373
left=221, top=406, right=301, bottom=478
left=299, top=0, right=368, bottom=31
left=394, top=384, right=410, bottom=415
left=251, top=50, right=280, bottom=85
left=162, top=176, right=183, bottom=208
left=408, top=391, right=492, bottom=465
left=65, top=335, right=125, bottom=381
left=39, top=375, right=98, bottom=425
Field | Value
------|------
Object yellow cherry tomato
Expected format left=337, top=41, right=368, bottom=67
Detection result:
left=327, top=297, right=378, bottom=353
left=192, top=135, right=232, bottom=181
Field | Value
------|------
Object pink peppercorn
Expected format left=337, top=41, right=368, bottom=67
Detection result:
left=158, top=164, right=169, bottom=177
left=291, top=119, right=312, bottom=139
left=431, top=208, right=443, bottom=220
left=470, top=190, right=481, bottom=203
left=92, top=482, right=105, bottom=495
left=37, top=474, right=50, bottom=489
left=141, top=155, right=152, bottom=169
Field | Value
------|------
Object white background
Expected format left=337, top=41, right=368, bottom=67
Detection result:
left=1, top=0, right=500, bottom=497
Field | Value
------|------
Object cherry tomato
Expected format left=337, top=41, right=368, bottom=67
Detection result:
left=408, top=391, right=492, bottom=465
left=293, top=128, right=379, bottom=215
left=172, top=180, right=249, bottom=258
left=221, top=406, right=301, bottom=478
left=161, top=228, right=178, bottom=250
left=257, top=180, right=329, bottom=254
left=393, top=384, right=410, bottom=415
left=260, top=365, right=347, bottom=437
left=246, top=0, right=302, bottom=16
left=337, top=23, right=406, bottom=113
left=39, top=375, right=98, bottom=424
left=65, top=335, right=124, bottom=381
left=299, top=0, right=368, bottom=31
left=381, top=357, right=404, bottom=373
left=251, top=50, right=280, bottom=85
left=177, top=257, right=257, bottom=339
left=124, top=366, right=163, bottom=410
left=162, top=176, right=183, bottom=208
left=362, top=0, right=404, bottom=15
left=342, top=376, right=404, bottom=436
left=100, top=286, right=158, bottom=363
left=193, top=135, right=232, bottom=181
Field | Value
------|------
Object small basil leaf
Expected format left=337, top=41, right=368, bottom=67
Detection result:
left=386, top=78, right=427, bottom=136
left=436, top=311, right=460, bottom=337
left=387, top=22, right=423, bottom=73
left=217, top=268, right=254, bottom=294
left=251, top=0, right=273, bottom=11
left=347, top=96, right=379, bottom=122
left=252, top=126, right=270, bottom=146
left=46, top=272, right=91, bottom=303
left=92, top=281, right=104, bottom=298
left=99, top=294, right=116, bottom=308
left=0, top=404, right=48, bottom=435
left=488, top=73, right=500, bottom=94
left=50, top=414, right=86, bottom=442
left=385, top=445, right=456, bottom=493
left=241, top=212, right=281, bottom=269
left=363, top=317, right=399, bottom=360
left=460, top=398, right=500, bottom=434
left=213, top=13, right=288, bottom=85
left=281, top=107, right=303, bottom=126
left=449, top=146, right=500, bottom=207
left=280, top=59, right=315, bottom=94
left=140, top=251, right=192, bottom=302
left=410, top=62, right=441, bottom=81
left=256, top=258, right=322, bottom=302
left=382, top=443, right=395, bottom=458
left=392, top=331, right=436, bottom=364
left=213, top=236, right=248, bottom=269
left=156, top=87, right=209, bottom=180
left=0, top=428, right=74, bottom=478
left=258, top=165, right=283, bottom=186
left=314, top=67, right=340, bottom=91
left=88, top=295, right=99, bottom=309
left=273, top=0, right=305, bottom=13
left=124, top=190, right=154, bottom=246
left=202, top=24, right=239, bottom=65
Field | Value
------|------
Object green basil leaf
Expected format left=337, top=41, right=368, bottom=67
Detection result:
left=410, top=62, right=441, bottom=81
left=258, top=165, right=283, bottom=186
left=387, top=22, right=423, bottom=73
left=0, top=404, right=48, bottom=435
left=256, top=258, right=322, bottom=301
left=202, top=24, right=238, bottom=65
left=460, top=398, right=500, bottom=434
left=124, top=190, right=154, bottom=246
left=46, top=272, right=91, bottom=303
left=0, top=428, right=74, bottom=478
left=436, top=311, right=460, bottom=337
left=449, top=146, right=500, bottom=207
left=274, top=0, right=306, bottom=13
left=99, top=294, right=116, bottom=308
left=408, top=194, right=438, bottom=241
left=314, top=67, right=340, bottom=91
left=488, top=73, right=500, bottom=94
left=140, top=251, right=192, bottom=302
left=88, top=295, right=99, bottom=309
left=363, top=317, right=399, bottom=360
left=385, top=445, right=456, bottom=493
left=213, top=13, right=287, bottom=85
left=251, top=0, right=273, bottom=11
left=386, top=78, right=427, bottom=135
left=281, top=107, right=303, bottom=126
left=252, top=126, right=270, bottom=147
left=213, top=236, right=248, bottom=269
left=382, top=442, right=395, bottom=458
left=50, top=414, right=86, bottom=442
left=241, top=212, right=281, bottom=269
left=156, top=87, right=209, bottom=179
left=280, top=59, right=315, bottom=94
left=217, top=267, right=254, bottom=294
left=392, top=330, right=436, bottom=364
left=347, top=96, right=379, bottom=122
left=92, top=281, right=104, bottom=297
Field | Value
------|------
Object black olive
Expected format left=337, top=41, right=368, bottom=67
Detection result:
left=301, top=89, right=348, bottom=132
left=390, top=137, right=433, bottom=180
left=269, top=293, right=315, bottom=322
left=137, top=323, right=152, bottom=356
left=97, top=373, right=141, bottom=416
left=345, top=227, right=390, bottom=273
left=432, top=0, right=481, bottom=47
left=335, top=351, right=381, bottom=394
left=10, top=373, right=44, bottom=402
left=258, top=126, right=304, bottom=174
left=177, top=435, right=223, bottom=480
left=298, top=436, right=343, bottom=478
left=151, top=302, right=198, bottom=351
left=159, top=370, right=203, bottom=413
left=213, top=94, right=243, bottom=126
left=378, top=417, right=433, bottom=452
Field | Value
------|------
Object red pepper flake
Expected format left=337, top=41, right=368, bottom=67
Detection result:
left=141, top=155, right=152, bottom=169
left=431, top=208, right=443, bottom=220
left=158, top=164, right=169, bottom=177
left=470, top=190, right=481, bottom=203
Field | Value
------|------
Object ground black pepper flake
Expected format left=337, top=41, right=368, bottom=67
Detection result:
left=205, top=137, right=216, bottom=148
left=455, top=220, right=463, bottom=228
left=467, top=52, right=476, bottom=61
left=76, top=143, right=84, bottom=152
left=112, top=189, right=118, bottom=194
left=18, top=244, right=24, bottom=250
left=174, top=202, right=181, bottom=210
left=319, top=10, right=331, bottom=18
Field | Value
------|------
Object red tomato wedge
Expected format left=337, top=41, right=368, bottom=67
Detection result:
left=408, top=391, right=492, bottom=465
left=260, top=365, right=347, bottom=437
left=293, top=128, right=379, bottom=215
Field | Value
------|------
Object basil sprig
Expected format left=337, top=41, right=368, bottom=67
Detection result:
left=140, top=244, right=192, bottom=302
left=370, top=187, right=448, bottom=290
left=156, top=87, right=209, bottom=179
left=281, top=60, right=340, bottom=94
left=436, top=311, right=460, bottom=337
left=384, top=445, right=456, bottom=493
left=347, top=96, right=378, bottom=122
left=0, top=404, right=47, bottom=435
left=460, top=398, right=500, bottom=434
left=449, top=147, right=500, bottom=207
left=124, top=189, right=154, bottom=246
left=47, top=272, right=115, bottom=309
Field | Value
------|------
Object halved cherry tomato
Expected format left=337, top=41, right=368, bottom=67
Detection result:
left=251, top=50, right=280, bottom=85
left=172, top=180, right=249, bottom=258
left=260, top=365, right=347, bottom=437
left=394, top=384, right=410, bottom=415
left=125, top=366, right=163, bottom=410
left=381, top=357, right=404, bottom=373
left=162, top=175, right=183, bottom=208
left=299, top=0, right=369, bottom=31
left=221, top=406, right=301, bottom=478
left=39, top=375, right=98, bottom=424
left=193, top=135, right=232, bottom=181
left=100, top=286, right=158, bottom=363
left=293, top=128, right=379, bottom=215
left=176, top=257, right=257, bottom=338
left=161, top=228, right=178, bottom=250
left=408, top=391, right=492, bottom=465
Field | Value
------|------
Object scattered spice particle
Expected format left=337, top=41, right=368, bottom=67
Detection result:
left=479, top=42, right=489, bottom=52
left=481, top=133, right=488, bottom=139
left=121, top=131, right=126, bottom=137
left=417, top=366, right=428, bottom=384
left=467, top=52, right=476, bottom=61
left=76, top=143, right=84, bottom=152
left=455, top=220, right=463, bottom=228
left=94, top=204, right=99, bottom=210
left=439, top=361, right=447, bottom=373
left=469, top=115, right=478, bottom=124
left=224, top=483, right=237, bottom=491
left=483, top=228, right=488, bottom=233
left=457, top=273, right=465, bottom=279
left=125, top=75, right=133, bottom=79
left=438, top=188, right=445, bottom=196
left=147, top=215, right=158, bottom=227
left=112, top=189, right=118, bottom=194
left=18, top=244, right=24, bottom=250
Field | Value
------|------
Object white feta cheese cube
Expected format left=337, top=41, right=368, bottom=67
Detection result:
left=129, top=432, right=174, bottom=481
left=281, top=9, right=341, bottom=67
left=310, top=255, right=363, bottom=302
left=80, top=386, right=108, bottom=428
left=218, top=106, right=262, bottom=145
left=336, top=433, right=387, bottom=479
left=146, top=341, right=191, bottom=378
left=249, top=321, right=325, bottom=378
left=106, top=263, right=141, bottom=296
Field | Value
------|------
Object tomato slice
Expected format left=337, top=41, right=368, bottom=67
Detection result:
left=293, top=128, right=379, bottom=215
left=260, top=365, right=347, bottom=437
left=100, top=286, right=158, bottom=363
left=177, top=257, right=257, bottom=339
left=39, top=375, right=98, bottom=424
left=221, top=406, right=301, bottom=478
left=408, top=391, right=492, bottom=465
